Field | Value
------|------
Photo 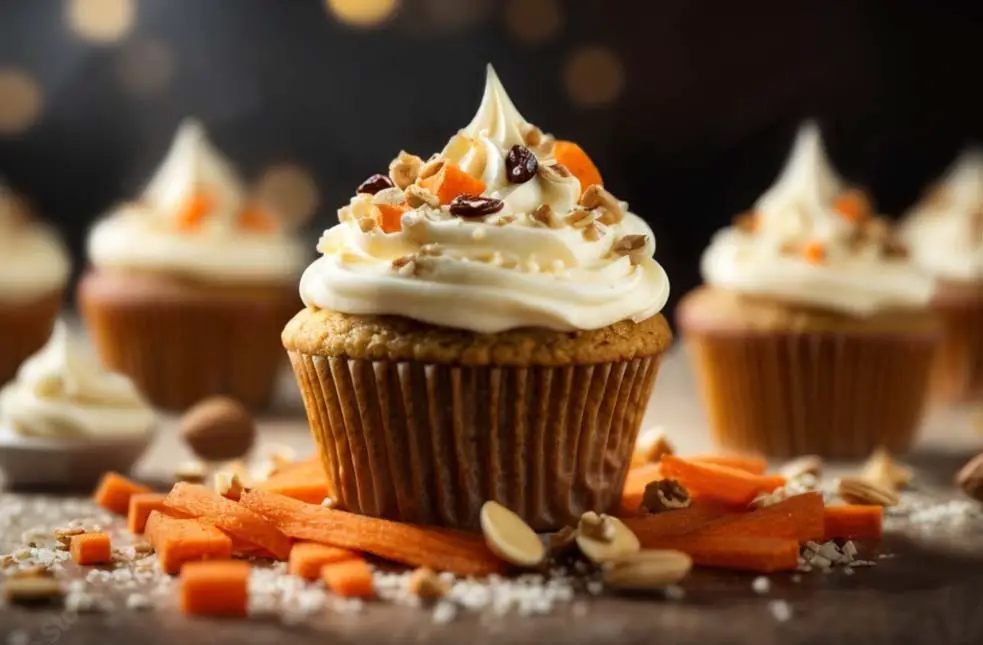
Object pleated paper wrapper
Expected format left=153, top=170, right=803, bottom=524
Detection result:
left=930, top=295, right=983, bottom=404
left=686, top=331, right=938, bottom=459
left=289, top=352, right=662, bottom=531
left=0, top=291, right=62, bottom=385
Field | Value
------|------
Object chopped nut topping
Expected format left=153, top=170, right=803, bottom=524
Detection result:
left=780, top=455, right=823, bottom=481
left=320, top=497, right=338, bottom=509
left=405, top=184, right=439, bottom=209
left=11, top=565, right=51, bottom=579
left=493, top=214, right=518, bottom=227
left=538, top=163, right=572, bottom=183
left=419, top=243, right=442, bottom=256
left=174, top=460, right=207, bottom=484
left=860, top=447, right=912, bottom=491
left=548, top=526, right=579, bottom=556
left=391, top=255, right=419, bottom=276
left=520, top=123, right=555, bottom=157
left=578, top=511, right=615, bottom=543
left=371, top=186, right=405, bottom=206
left=215, top=471, right=247, bottom=501
left=417, top=156, right=445, bottom=182
left=602, top=550, right=692, bottom=592
left=582, top=223, right=603, bottom=241
left=631, top=427, right=674, bottom=467
left=357, top=216, right=378, bottom=233
left=641, top=479, right=691, bottom=514
left=837, top=476, right=900, bottom=507
left=407, top=567, right=449, bottom=600
left=564, top=208, right=594, bottom=229
left=529, top=204, right=556, bottom=228
left=3, top=577, right=62, bottom=604
left=611, top=234, right=648, bottom=265
left=479, top=501, right=545, bottom=568
left=53, top=527, right=85, bottom=547
left=389, top=151, right=424, bottom=189
left=580, top=185, right=624, bottom=225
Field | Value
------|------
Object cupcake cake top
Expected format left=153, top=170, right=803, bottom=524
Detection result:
left=0, top=183, right=71, bottom=303
left=0, top=321, right=155, bottom=439
left=901, top=148, right=983, bottom=283
left=87, top=119, right=307, bottom=285
left=301, top=66, right=669, bottom=334
left=701, top=123, right=934, bottom=316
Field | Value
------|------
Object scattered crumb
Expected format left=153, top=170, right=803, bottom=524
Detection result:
left=751, top=577, right=771, bottom=594
left=663, top=584, right=686, bottom=601
left=768, top=600, right=793, bottom=622
left=432, top=600, right=458, bottom=624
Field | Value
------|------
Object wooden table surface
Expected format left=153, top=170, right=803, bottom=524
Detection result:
left=3, top=347, right=983, bottom=645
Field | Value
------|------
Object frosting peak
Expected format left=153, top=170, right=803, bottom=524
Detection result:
left=462, top=65, right=529, bottom=152
left=0, top=183, right=71, bottom=304
left=0, top=321, right=155, bottom=439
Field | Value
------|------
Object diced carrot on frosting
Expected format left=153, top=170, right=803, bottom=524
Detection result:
left=802, top=241, right=825, bottom=264
left=554, top=141, right=603, bottom=195
left=372, top=204, right=409, bottom=233
left=833, top=189, right=871, bottom=222
left=175, top=192, right=214, bottom=231
left=419, top=165, right=486, bottom=205
left=239, top=205, right=280, bottom=234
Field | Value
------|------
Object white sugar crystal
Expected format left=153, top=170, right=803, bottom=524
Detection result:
left=843, top=541, right=858, bottom=559
left=752, top=577, right=771, bottom=594
left=817, top=542, right=842, bottom=563
left=769, top=600, right=793, bottom=622
left=433, top=600, right=458, bottom=624
left=126, top=593, right=152, bottom=611
left=664, top=585, right=686, bottom=601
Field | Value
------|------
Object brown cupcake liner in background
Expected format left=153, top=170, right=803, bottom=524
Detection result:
left=686, top=330, right=938, bottom=459
left=79, top=270, right=297, bottom=411
left=289, top=351, right=661, bottom=531
left=0, top=291, right=62, bottom=385
left=929, top=285, right=983, bottom=404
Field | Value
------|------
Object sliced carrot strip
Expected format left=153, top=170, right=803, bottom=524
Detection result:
left=698, top=493, right=825, bottom=543
left=615, top=463, right=663, bottom=517
left=321, top=558, right=375, bottom=598
left=372, top=203, right=409, bottom=233
left=239, top=489, right=504, bottom=576
left=70, top=533, right=112, bottom=565
left=420, top=164, right=486, bottom=205
left=554, top=140, right=603, bottom=194
left=128, top=493, right=168, bottom=534
left=660, top=455, right=785, bottom=508
left=802, top=241, right=825, bottom=264
left=824, top=505, right=883, bottom=541
left=238, top=205, right=279, bottom=233
left=163, top=483, right=293, bottom=561
left=642, top=534, right=800, bottom=573
left=623, top=503, right=738, bottom=541
left=145, top=511, right=234, bottom=575
left=256, top=457, right=330, bottom=505
left=180, top=560, right=250, bottom=617
left=833, top=189, right=871, bottom=222
left=288, top=542, right=358, bottom=580
left=689, top=454, right=768, bottom=475
left=175, top=192, right=214, bottom=231
left=93, top=471, right=151, bottom=515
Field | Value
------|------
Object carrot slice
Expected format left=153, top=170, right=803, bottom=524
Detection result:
left=623, top=503, right=738, bottom=541
left=616, top=463, right=663, bottom=517
left=833, top=189, right=871, bottom=222
left=288, top=542, right=358, bottom=580
left=93, top=472, right=151, bottom=515
left=180, top=560, right=250, bottom=617
left=554, top=140, right=602, bottom=194
left=642, top=534, right=800, bottom=573
left=321, top=559, right=374, bottom=598
left=145, top=511, right=234, bottom=575
left=128, top=493, right=168, bottom=534
left=802, top=241, right=825, bottom=264
left=70, top=533, right=112, bottom=565
left=659, top=455, right=785, bottom=508
left=699, top=493, right=825, bottom=543
left=163, top=483, right=293, bottom=561
left=688, top=454, right=768, bottom=475
left=372, top=204, right=409, bottom=233
left=824, top=505, right=883, bottom=541
left=175, top=192, right=214, bottom=231
left=256, top=457, right=330, bottom=504
left=239, top=489, right=504, bottom=576
left=420, top=164, right=486, bottom=205
left=239, top=205, right=279, bottom=233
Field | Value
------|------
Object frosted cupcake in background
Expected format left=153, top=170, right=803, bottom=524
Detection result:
left=902, top=149, right=983, bottom=403
left=677, top=123, right=941, bottom=458
left=78, top=119, right=308, bottom=410
left=0, top=184, right=71, bottom=385
left=284, top=66, right=672, bottom=530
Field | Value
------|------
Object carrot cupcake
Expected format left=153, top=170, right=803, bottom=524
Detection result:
left=678, top=123, right=940, bottom=458
left=901, top=150, right=983, bottom=403
left=0, top=183, right=70, bottom=384
left=78, top=119, right=307, bottom=410
left=284, top=66, right=672, bottom=530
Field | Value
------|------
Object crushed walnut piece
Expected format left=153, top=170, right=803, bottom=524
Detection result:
left=357, top=216, right=378, bottom=233
left=580, top=185, right=625, bottom=225
left=582, top=223, right=603, bottom=241
left=417, top=156, right=445, bottom=182
left=419, top=243, right=442, bottom=257
left=564, top=208, right=594, bottom=229
left=519, top=122, right=555, bottom=158
left=548, top=525, right=579, bottom=556
left=528, top=204, right=556, bottom=228
left=610, top=234, right=648, bottom=265
left=538, top=163, right=573, bottom=183
left=407, top=567, right=449, bottom=600
left=389, top=151, right=424, bottom=189
left=391, top=255, right=422, bottom=277
left=578, top=512, right=616, bottom=543
left=631, top=427, right=674, bottom=467
left=405, top=184, right=440, bottom=209
left=641, top=479, right=691, bottom=514
left=493, top=214, right=518, bottom=227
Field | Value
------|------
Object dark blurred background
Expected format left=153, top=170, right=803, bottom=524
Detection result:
left=1, top=0, right=983, bottom=317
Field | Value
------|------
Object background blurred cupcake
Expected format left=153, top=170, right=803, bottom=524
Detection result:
left=78, top=119, right=308, bottom=411
left=284, top=67, right=672, bottom=531
left=678, top=123, right=941, bottom=458
left=901, top=150, right=983, bottom=404
left=0, top=183, right=70, bottom=385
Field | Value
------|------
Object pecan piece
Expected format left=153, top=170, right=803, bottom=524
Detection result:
left=388, top=151, right=424, bottom=190
left=640, top=479, right=691, bottom=514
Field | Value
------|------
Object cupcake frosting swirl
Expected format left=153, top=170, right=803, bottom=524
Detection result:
left=0, top=184, right=71, bottom=304
left=900, top=149, right=983, bottom=283
left=88, top=119, right=307, bottom=285
left=300, top=66, right=669, bottom=334
left=0, top=321, right=155, bottom=439
left=701, top=123, right=934, bottom=316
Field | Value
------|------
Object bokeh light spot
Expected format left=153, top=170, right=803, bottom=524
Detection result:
left=0, top=69, right=43, bottom=136
left=66, top=0, right=136, bottom=44
left=255, top=164, right=321, bottom=230
left=505, top=0, right=562, bottom=45
left=423, top=0, right=491, bottom=33
left=563, top=45, right=626, bottom=108
left=326, top=0, right=400, bottom=29
left=117, top=38, right=176, bottom=98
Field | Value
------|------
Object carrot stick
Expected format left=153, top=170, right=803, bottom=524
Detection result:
left=688, top=454, right=768, bottom=475
left=163, top=483, right=293, bottom=561
left=321, top=559, right=375, bottom=598
left=256, top=458, right=330, bottom=505
left=239, top=489, right=505, bottom=576
left=180, top=560, right=250, bottom=617
left=659, top=455, right=785, bottom=507
left=641, top=535, right=800, bottom=573
left=128, top=493, right=168, bottom=534
left=70, top=533, right=112, bottom=565
left=145, top=511, right=234, bottom=575
left=692, top=493, right=825, bottom=543
left=622, top=503, right=738, bottom=541
left=93, top=472, right=151, bottom=515
left=288, top=542, right=358, bottom=580
left=824, top=505, right=883, bottom=541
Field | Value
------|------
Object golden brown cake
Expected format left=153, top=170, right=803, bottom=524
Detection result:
left=285, top=66, right=672, bottom=530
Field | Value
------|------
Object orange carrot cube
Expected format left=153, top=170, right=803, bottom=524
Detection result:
left=175, top=192, right=214, bottom=231
left=802, top=241, right=826, bottom=264
left=128, top=493, right=168, bottom=534
left=70, top=533, right=112, bottom=565
left=554, top=140, right=603, bottom=195
left=321, top=558, right=374, bottom=598
left=420, top=164, right=486, bottom=205
left=93, top=472, right=151, bottom=515
left=239, top=205, right=279, bottom=233
left=372, top=203, right=409, bottom=233
left=288, top=542, right=358, bottom=580
left=180, top=560, right=250, bottom=618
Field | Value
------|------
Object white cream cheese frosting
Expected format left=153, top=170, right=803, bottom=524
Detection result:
left=299, top=65, right=670, bottom=334
left=901, top=149, right=983, bottom=283
left=0, top=321, right=155, bottom=439
left=87, top=119, right=307, bottom=285
left=701, top=122, right=934, bottom=316
left=0, top=184, right=71, bottom=304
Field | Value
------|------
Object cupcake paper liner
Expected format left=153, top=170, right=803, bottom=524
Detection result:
left=0, top=291, right=62, bottom=386
left=930, top=295, right=983, bottom=404
left=289, top=351, right=661, bottom=531
left=686, top=330, right=938, bottom=458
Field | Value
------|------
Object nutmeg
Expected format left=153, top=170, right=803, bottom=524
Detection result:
left=180, top=397, right=256, bottom=462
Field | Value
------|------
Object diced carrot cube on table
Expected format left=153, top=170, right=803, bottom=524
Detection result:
left=93, top=471, right=151, bottom=515
left=180, top=560, right=250, bottom=618
left=288, top=542, right=358, bottom=580
left=128, top=493, right=168, bottom=534
left=71, top=533, right=112, bottom=565
left=321, top=559, right=375, bottom=599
